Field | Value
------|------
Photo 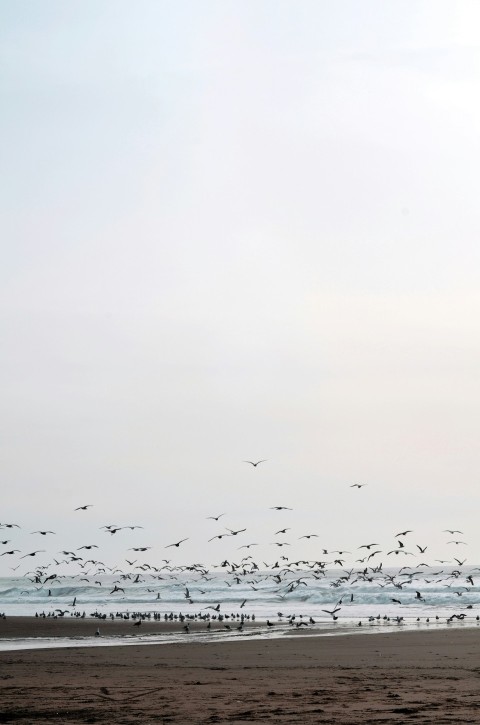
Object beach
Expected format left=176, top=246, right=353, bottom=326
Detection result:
left=1, top=622, right=480, bottom=723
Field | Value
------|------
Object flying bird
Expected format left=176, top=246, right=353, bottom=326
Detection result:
left=165, top=539, right=189, bottom=548
left=270, top=506, right=292, bottom=511
left=128, top=547, right=151, bottom=552
left=206, top=514, right=225, bottom=521
left=31, top=531, right=55, bottom=536
left=75, top=505, right=93, bottom=511
left=244, top=460, right=267, bottom=467
left=322, top=607, right=341, bottom=617
left=226, top=528, right=246, bottom=536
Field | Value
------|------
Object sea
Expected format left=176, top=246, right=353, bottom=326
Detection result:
left=1, top=564, right=479, bottom=651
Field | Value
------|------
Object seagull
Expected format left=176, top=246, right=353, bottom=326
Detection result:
left=322, top=607, right=341, bottom=617
left=165, top=539, right=188, bottom=548
left=275, top=528, right=290, bottom=535
left=350, top=484, right=367, bottom=488
left=20, top=551, right=45, bottom=558
left=444, top=530, right=463, bottom=534
left=270, top=506, right=292, bottom=511
left=128, top=547, right=151, bottom=552
left=75, top=505, right=93, bottom=511
left=395, top=530, right=413, bottom=537
left=31, top=531, right=55, bottom=536
left=206, top=514, right=226, bottom=521
left=244, top=460, right=267, bottom=467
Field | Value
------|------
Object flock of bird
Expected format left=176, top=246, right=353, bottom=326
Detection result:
left=1, top=462, right=478, bottom=633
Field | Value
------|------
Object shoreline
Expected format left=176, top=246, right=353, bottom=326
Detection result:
left=2, top=628, right=480, bottom=723
left=1, top=614, right=480, bottom=652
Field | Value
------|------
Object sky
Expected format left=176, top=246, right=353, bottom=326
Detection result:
left=2, top=1, right=480, bottom=574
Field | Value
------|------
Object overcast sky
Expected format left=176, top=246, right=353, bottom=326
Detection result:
left=2, top=1, right=480, bottom=574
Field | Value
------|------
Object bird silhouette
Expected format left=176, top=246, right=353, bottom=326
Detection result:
left=165, top=539, right=188, bottom=548
left=31, top=531, right=55, bottom=536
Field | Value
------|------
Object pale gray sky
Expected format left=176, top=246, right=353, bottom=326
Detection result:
left=2, top=1, right=480, bottom=573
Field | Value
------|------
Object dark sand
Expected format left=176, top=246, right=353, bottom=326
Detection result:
left=1, top=618, right=480, bottom=723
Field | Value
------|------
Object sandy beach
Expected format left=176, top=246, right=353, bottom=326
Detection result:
left=1, top=621, right=480, bottom=723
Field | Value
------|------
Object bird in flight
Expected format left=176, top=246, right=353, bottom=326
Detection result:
left=395, top=530, right=413, bottom=537
left=226, top=528, right=246, bottom=536
left=31, top=531, right=55, bottom=536
left=20, top=550, right=45, bottom=559
left=128, top=547, right=151, bottom=552
left=165, top=539, right=188, bottom=548
left=206, top=513, right=225, bottom=521
left=350, top=484, right=367, bottom=489
left=75, top=505, right=93, bottom=511
left=270, top=506, right=292, bottom=511
left=244, top=460, right=267, bottom=467
left=444, top=530, right=463, bottom=534
left=322, top=607, right=341, bottom=617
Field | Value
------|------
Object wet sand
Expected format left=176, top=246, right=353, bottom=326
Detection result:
left=1, top=620, right=480, bottom=723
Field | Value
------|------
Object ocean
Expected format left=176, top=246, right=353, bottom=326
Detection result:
left=1, top=564, right=479, bottom=650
